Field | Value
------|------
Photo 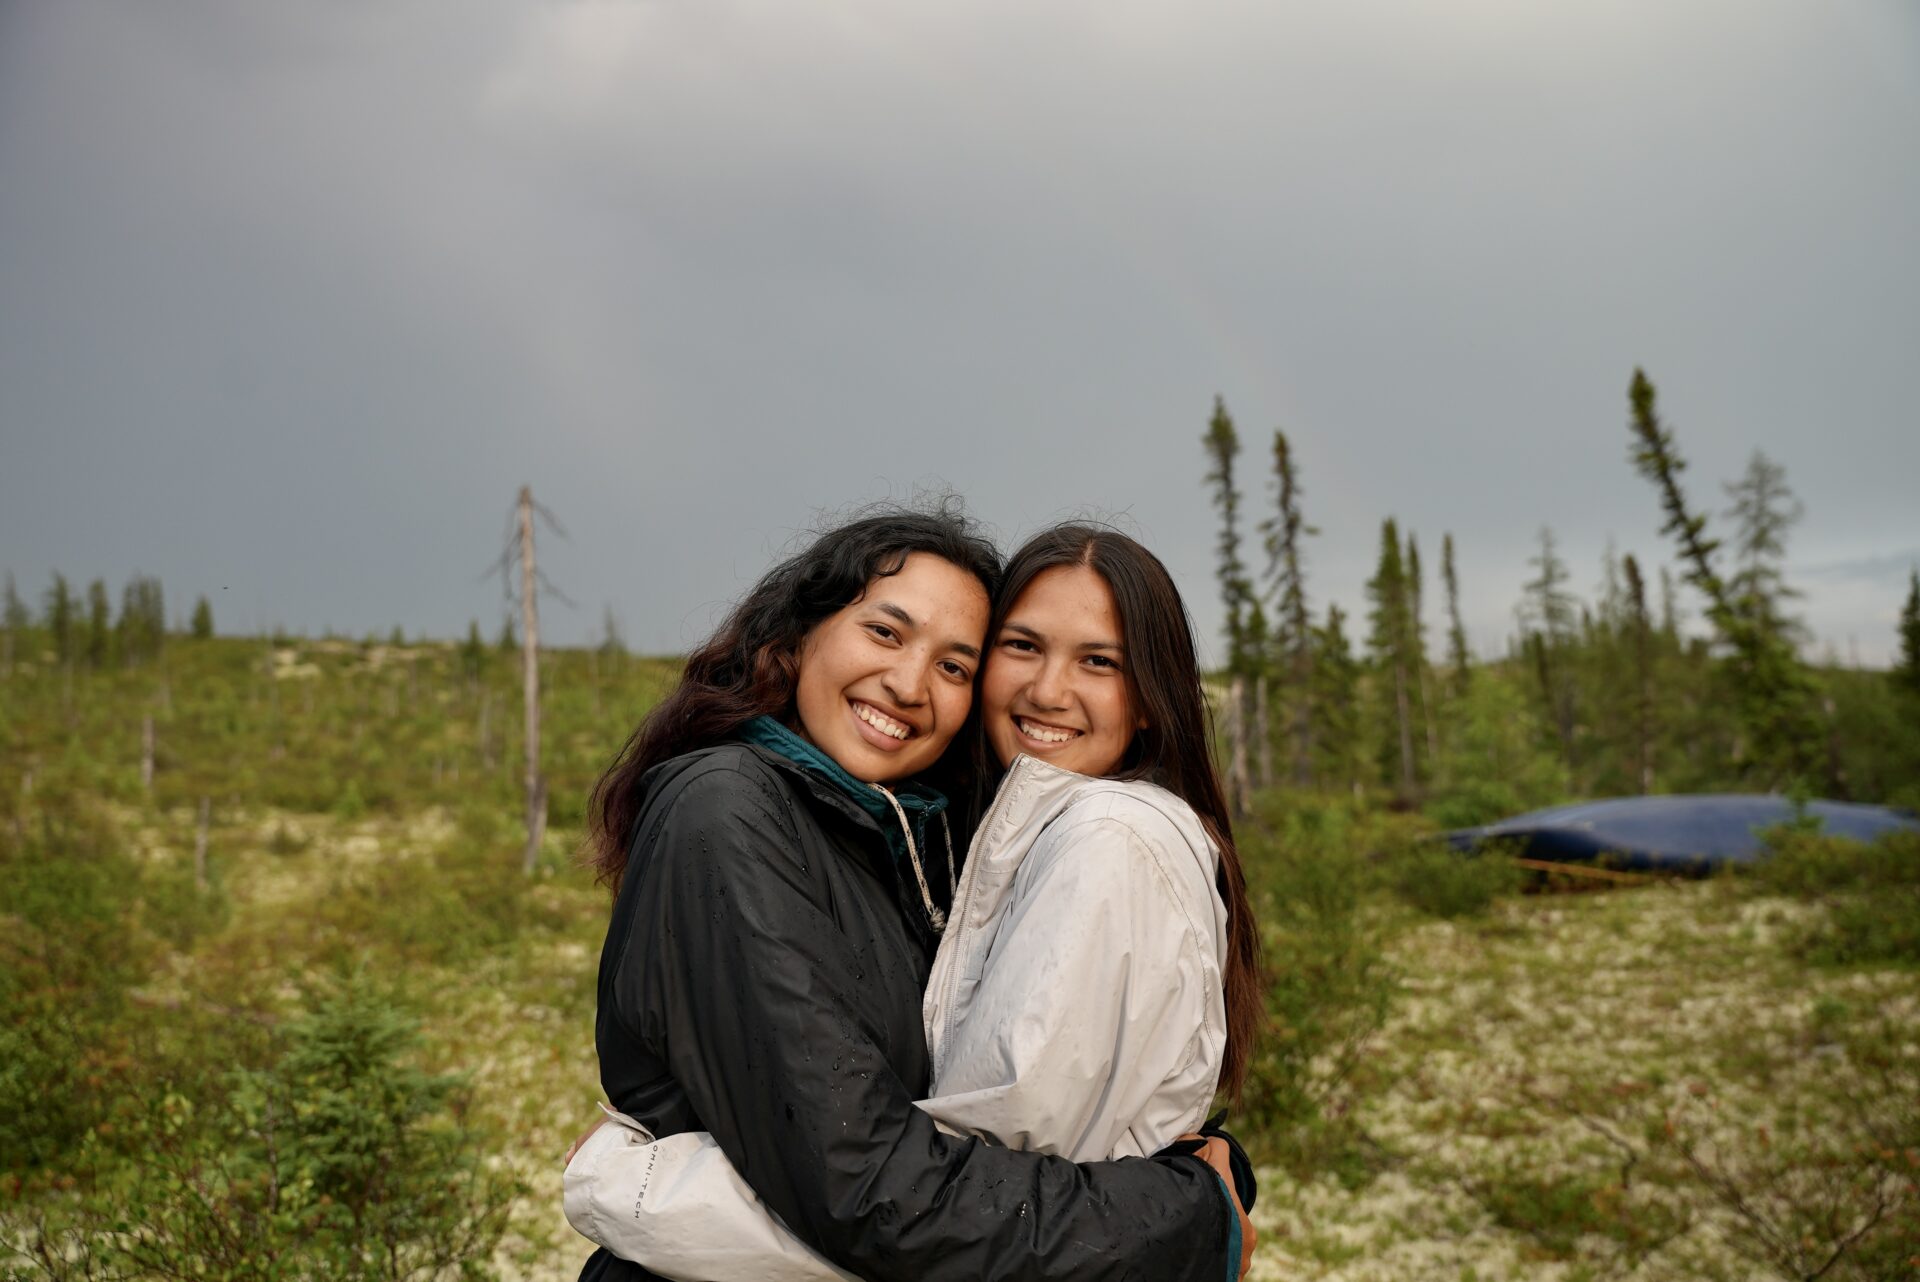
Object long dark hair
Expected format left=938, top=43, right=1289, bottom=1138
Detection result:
left=587, top=503, right=1003, bottom=894
left=982, top=524, right=1265, bottom=1101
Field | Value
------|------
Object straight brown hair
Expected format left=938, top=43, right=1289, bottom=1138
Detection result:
left=981, top=524, right=1265, bottom=1100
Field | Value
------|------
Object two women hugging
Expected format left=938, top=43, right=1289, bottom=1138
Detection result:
left=565, top=506, right=1263, bottom=1282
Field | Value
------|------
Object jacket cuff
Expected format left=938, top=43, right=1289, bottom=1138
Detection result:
left=1215, top=1171, right=1241, bottom=1282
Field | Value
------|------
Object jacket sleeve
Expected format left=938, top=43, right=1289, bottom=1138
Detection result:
left=921, top=812, right=1224, bottom=1161
left=563, top=1110, right=857, bottom=1281
left=606, top=765, right=1236, bottom=1282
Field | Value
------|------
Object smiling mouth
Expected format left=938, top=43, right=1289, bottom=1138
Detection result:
left=853, top=700, right=915, bottom=742
left=1015, top=716, right=1082, bottom=746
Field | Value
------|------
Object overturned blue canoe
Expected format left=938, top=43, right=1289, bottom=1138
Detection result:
left=1445, top=794, right=1920, bottom=874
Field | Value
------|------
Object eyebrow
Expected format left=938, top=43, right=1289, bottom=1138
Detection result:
left=1000, top=622, right=1125, bottom=654
left=876, top=601, right=981, bottom=661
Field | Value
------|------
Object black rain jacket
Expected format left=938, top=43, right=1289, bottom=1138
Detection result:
left=578, top=742, right=1234, bottom=1282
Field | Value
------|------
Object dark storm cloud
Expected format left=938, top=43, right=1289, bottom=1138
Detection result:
left=2, top=0, right=1916, bottom=661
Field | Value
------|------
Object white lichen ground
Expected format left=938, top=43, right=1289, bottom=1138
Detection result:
left=1248, top=884, right=1919, bottom=1282
left=131, top=810, right=1916, bottom=1281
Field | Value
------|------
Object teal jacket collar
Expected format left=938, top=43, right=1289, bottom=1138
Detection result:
left=737, top=716, right=948, bottom=865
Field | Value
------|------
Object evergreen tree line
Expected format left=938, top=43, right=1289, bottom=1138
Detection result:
left=1, top=571, right=216, bottom=673
left=1201, top=370, right=1920, bottom=818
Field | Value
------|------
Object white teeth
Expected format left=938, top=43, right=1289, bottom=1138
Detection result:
left=1018, top=718, right=1080, bottom=745
left=855, top=702, right=910, bottom=740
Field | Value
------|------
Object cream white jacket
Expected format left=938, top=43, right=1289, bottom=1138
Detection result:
left=563, top=754, right=1230, bottom=1281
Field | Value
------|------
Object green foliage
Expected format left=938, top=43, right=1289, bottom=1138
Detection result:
left=1201, top=394, right=1259, bottom=675
left=1235, top=795, right=1399, bottom=1175
left=1384, top=840, right=1522, bottom=919
left=1425, top=670, right=1570, bottom=829
left=1747, top=828, right=1920, bottom=967
left=11, top=976, right=519, bottom=1282
left=84, top=579, right=112, bottom=669
left=1627, top=369, right=1825, bottom=788
left=43, top=573, right=75, bottom=666
left=117, top=574, right=166, bottom=666
left=0, top=802, right=151, bottom=1171
left=1898, top=569, right=1920, bottom=698
left=191, top=595, right=215, bottom=640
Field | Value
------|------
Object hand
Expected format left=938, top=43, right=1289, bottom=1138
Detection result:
left=564, top=1115, right=606, bottom=1166
left=1181, top=1131, right=1257, bottom=1278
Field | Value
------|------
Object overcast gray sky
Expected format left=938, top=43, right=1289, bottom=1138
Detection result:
left=3, top=0, right=1916, bottom=665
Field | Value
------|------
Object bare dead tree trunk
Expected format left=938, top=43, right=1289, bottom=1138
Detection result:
left=194, top=796, right=211, bottom=893
left=519, top=486, right=547, bottom=875
left=142, top=714, right=155, bottom=794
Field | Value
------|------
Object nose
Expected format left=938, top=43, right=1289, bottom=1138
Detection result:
left=1027, top=655, right=1071, bottom=711
left=880, top=651, right=932, bottom=709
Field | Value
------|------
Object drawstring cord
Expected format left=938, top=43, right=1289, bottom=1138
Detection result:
left=871, top=785, right=956, bottom=933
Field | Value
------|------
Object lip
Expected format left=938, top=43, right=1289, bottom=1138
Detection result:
left=1010, top=712, right=1083, bottom=751
left=849, top=698, right=917, bottom=751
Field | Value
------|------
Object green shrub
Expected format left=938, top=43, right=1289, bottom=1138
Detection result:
left=1748, top=828, right=1920, bottom=967
left=1235, top=796, right=1397, bottom=1175
left=1385, top=839, right=1523, bottom=919
left=0, top=802, right=151, bottom=1172
left=6, top=975, right=519, bottom=1282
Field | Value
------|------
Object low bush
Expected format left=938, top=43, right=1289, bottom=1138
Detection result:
left=1383, top=838, right=1522, bottom=919
left=1748, top=828, right=1920, bottom=967
left=3, top=974, right=520, bottom=1282
left=1236, top=794, right=1398, bottom=1176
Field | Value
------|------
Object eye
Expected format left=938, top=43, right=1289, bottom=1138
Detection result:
left=999, top=636, right=1037, bottom=654
left=937, top=659, right=973, bottom=682
left=1085, top=654, right=1122, bottom=671
left=865, top=623, right=899, bottom=643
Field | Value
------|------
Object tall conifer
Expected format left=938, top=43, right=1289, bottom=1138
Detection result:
left=1627, top=367, right=1823, bottom=785
left=1623, top=553, right=1656, bottom=791
left=1201, top=396, right=1258, bottom=675
left=85, top=579, right=112, bottom=668
left=1442, top=533, right=1470, bottom=689
left=45, top=573, right=75, bottom=668
left=1897, top=570, right=1920, bottom=697
left=1366, top=519, right=1417, bottom=799
left=1260, top=428, right=1315, bottom=785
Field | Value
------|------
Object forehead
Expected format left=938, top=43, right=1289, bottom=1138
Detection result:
left=863, top=551, right=989, bottom=627
left=1005, top=564, right=1121, bottom=631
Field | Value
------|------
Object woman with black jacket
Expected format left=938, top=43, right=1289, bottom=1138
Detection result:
left=575, top=507, right=1252, bottom=1282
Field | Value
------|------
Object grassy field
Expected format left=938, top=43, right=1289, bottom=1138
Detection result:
left=4, top=634, right=1916, bottom=1280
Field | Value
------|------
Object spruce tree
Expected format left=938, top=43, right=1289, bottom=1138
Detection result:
left=496, top=615, right=517, bottom=654
left=1310, top=604, right=1362, bottom=793
left=1259, top=428, right=1316, bottom=785
left=1897, top=570, right=1920, bottom=697
left=1723, top=450, right=1805, bottom=646
left=1442, top=533, right=1470, bottom=690
left=1622, top=553, right=1656, bottom=791
left=190, top=597, right=214, bottom=640
left=461, top=620, right=487, bottom=681
left=1406, top=531, right=1439, bottom=771
left=4, top=572, right=28, bottom=672
left=45, top=573, right=75, bottom=668
left=1366, top=519, right=1417, bottom=799
left=1521, top=526, right=1578, bottom=773
left=1201, top=396, right=1258, bottom=675
left=1627, top=367, right=1823, bottom=786
left=85, top=579, right=112, bottom=668
left=119, top=575, right=166, bottom=665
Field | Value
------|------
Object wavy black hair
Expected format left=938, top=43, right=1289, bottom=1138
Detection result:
left=586, top=502, right=1002, bottom=894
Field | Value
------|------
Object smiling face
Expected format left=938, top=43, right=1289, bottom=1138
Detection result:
left=791, top=551, right=990, bottom=784
left=982, top=563, right=1144, bottom=778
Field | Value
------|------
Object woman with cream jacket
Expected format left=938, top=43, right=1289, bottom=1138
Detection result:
left=566, top=525, right=1263, bottom=1280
